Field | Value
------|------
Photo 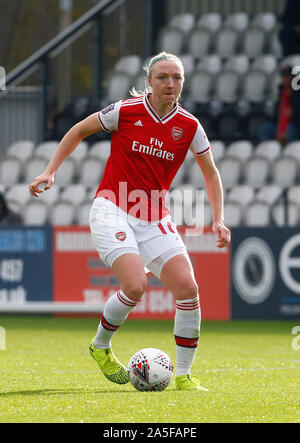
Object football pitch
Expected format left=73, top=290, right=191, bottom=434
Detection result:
left=0, top=316, right=299, bottom=423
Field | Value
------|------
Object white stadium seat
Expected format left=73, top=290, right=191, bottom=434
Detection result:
left=271, top=156, right=298, bottom=187
left=34, top=141, right=59, bottom=161
left=215, top=26, right=239, bottom=58
left=24, top=200, right=48, bottom=226
left=252, top=54, right=277, bottom=75
left=187, top=70, right=213, bottom=102
left=157, top=26, right=185, bottom=55
left=217, top=156, right=242, bottom=189
left=244, top=200, right=270, bottom=226
left=0, top=156, right=22, bottom=185
left=54, top=157, right=76, bottom=186
left=196, top=55, right=222, bottom=75
left=215, top=70, right=240, bottom=103
left=7, top=140, right=35, bottom=161
left=288, top=186, right=300, bottom=206
left=256, top=185, right=283, bottom=205
left=5, top=184, right=32, bottom=209
left=226, top=141, right=253, bottom=163
left=272, top=202, right=299, bottom=227
left=88, top=141, right=111, bottom=162
left=188, top=27, right=212, bottom=58
left=224, top=200, right=244, bottom=227
left=197, top=13, right=222, bottom=33
left=282, top=142, right=300, bottom=161
left=60, top=184, right=87, bottom=206
left=224, top=55, right=250, bottom=75
left=254, top=141, right=282, bottom=161
left=242, top=26, right=267, bottom=57
left=251, top=13, right=277, bottom=33
left=242, top=69, right=268, bottom=102
left=69, top=141, right=89, bottom=165
left=170, top=13, right=195, bottom=34
left=106, top=72, right=131, bottom=102
left=114, top=55, right=141, bottom=77
left=244, top=156, right=270, bottom=187
left=227, top=185, right=255, bottom=207
left=49, top=200, right=76, bottom=226
left=210, top=140, right=225, bottom=162
left=78, top=156, right=105, bottom=187
left=224, top=12, right=249, bottom=32
left=76, top=200, right=93, bottom=226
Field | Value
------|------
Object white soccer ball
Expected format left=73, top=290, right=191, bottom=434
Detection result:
left=128, top=348, right=174, bottom=392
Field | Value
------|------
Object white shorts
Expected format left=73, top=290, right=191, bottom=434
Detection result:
left=89, top=197, right=190, bottom=278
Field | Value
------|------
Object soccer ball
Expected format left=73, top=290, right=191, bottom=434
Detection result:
left=128, top=348, right=174, bottom=392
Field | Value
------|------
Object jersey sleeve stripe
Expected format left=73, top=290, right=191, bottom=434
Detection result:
left=97, top=112, right=111, bottom=133
left=194, top=146, right=211, bottom=156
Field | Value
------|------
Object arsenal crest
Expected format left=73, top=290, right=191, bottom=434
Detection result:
left=172, top=127, right=183, bottom=141
left=115, top=231, right=126, bottom=241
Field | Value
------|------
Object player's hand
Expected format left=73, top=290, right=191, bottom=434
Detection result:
left=29, top=172, right=54, bottom=198
left=212, top=221, right=231, bottom=249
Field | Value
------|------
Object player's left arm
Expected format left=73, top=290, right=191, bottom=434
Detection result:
left=195, top=151, right=231, bottom=248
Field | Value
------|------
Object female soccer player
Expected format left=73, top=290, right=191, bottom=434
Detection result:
left=29, top=51, right=231, bottom=391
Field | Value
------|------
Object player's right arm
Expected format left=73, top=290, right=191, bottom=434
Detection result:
left=29, top=113, right=102, bottom=197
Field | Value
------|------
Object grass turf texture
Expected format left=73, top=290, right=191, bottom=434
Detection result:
left=0, top=316, right=299, bottom=423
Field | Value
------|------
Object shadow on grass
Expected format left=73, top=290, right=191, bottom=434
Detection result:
left=0, top=388, right=136, bottom=397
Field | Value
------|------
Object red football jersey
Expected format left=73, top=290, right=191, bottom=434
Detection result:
left=95, top=94, right=210, bottom=221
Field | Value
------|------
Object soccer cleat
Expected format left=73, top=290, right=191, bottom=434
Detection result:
left=175, top=374, right=209, bottom=391
left=89, top=342, right=129, bottom=384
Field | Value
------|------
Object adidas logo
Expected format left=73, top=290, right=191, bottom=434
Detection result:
left=134, top=120, right=143, bottom=126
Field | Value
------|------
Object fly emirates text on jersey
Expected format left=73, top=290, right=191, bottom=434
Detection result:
left=132, top=137, right=175, bottom=161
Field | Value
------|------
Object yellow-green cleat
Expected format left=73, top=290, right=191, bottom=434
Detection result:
left=89, top=342, right=129, bottom=385
left=175, top=374, right=208, bottom=391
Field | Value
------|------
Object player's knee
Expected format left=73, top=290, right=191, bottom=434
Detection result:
left=122, top=278, right=147, bottom=301
left=175, top=279, right=199, bottom=301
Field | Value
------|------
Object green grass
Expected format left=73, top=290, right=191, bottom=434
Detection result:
left=0, top=316, right=299, bottom=423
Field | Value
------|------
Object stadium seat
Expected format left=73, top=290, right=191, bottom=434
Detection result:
left=7, top=140, right=35, bottom=161
left=268, top=29, right=282, bottom=57
left=217, top=156, right=242, bottom=189
left=69, top=141, right=89, bottom=165
left=215, top=26, right=239, bottom=58
left=23, top=200, right=48, bottom=226
left=0, top=155, right=22, bottom=185
left=36, top=184, right=60, bottom=207
left=252, top=54, right=277, bottom=75
left=34, top=141, right=59, bottom=161
left=227, top=185, right=255, bottom=207
left=215, top=70, right=240, bottom=102
left=224, top=12, right=249, bottom=32
left=254, top=140, right=282, bottom=161
left=88, top=141, right=111, bottom=162
left=244, top=200, right=271, bottom=226
left=242, top=69, right=268, bottom=102
left=203, top=201, right=212, bottom=226
left=244, top=156, right=270, bottom=187
left=251, top=13, right=276, bottom=33
left=114, top=55, right=141, bottom=77
left=188, top=160, right=206, bottom=189
left=271, top=202, right=299, bottom=226
left=196, top=55, right=222, bottom=75
left=224, top=200, right=244, bottom=227
left=188, top=27, right=212, bottom=58
left=54, top=157, right=76, bottom=186
left=242, top=26, right=267, bottom=57
left=77, top=156, right=105, bottom=187
left=170, top=13, right=195, bottom=34
left=282, top=142, right=300, bottom=161
left=171, top=164, right=185, bottom=188
left=288, top=185, right=300, bottom=206
left=224, top=55, right=250, bottom=75
left=60, top=184, right=87, bottom=206
left=210, top=140, right=225, bottom=162
left=187, top=70, right=213, bottom=103
left=256, top=184, right=284, bottom=205
left=179, top=54, right=195, bottom=77
left=132, top=71, right=147, bottom=94
left=5, top=184, right=32, bottom=209
left=76, top=200, right=93, bottom=226
left=106, top=72, right=131, bottom=102
left=157, top=26, right=185, bottom=55
left=49, top=200, right=76, bottom=226
left=271, top=156, right=298, bottom=187
left=226, top=140, right=253, bottom=163
left=197, top=13, right=222, bottom=33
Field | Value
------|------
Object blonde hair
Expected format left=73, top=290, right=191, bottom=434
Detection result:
left=130, top=51, right=185, bottom=97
